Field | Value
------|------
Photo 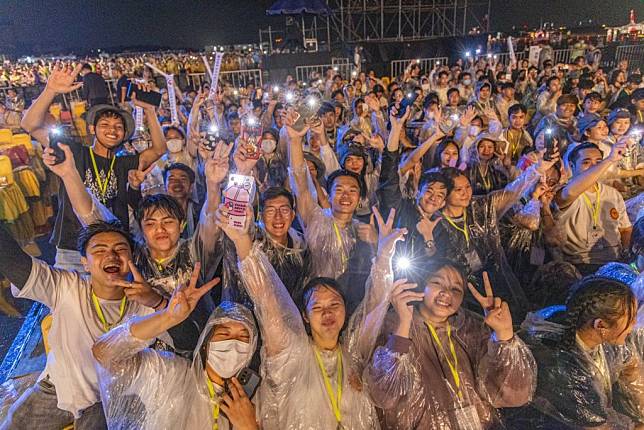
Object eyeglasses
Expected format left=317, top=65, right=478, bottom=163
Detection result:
left=262, top=206, right=292, bottom=217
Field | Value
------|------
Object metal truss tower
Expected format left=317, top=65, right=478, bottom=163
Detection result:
left=327, top=0, right=491, bottom=43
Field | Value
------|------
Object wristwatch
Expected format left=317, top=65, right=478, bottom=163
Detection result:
left=425, top=239, right=435, bottom=248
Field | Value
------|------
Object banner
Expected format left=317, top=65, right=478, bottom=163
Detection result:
left=207, top=53, right=224, bottom=100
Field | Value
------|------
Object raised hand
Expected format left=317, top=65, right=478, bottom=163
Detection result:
left=220, top=377, right=259, bottom=430
left=416, top=215, right=441, bottom=243
left=373, top=206, right=407, bottom=259
left=459, top=106, right=477, bottom=128
left=536, top=144, right=560, bottom=173
left=112, top=261, right=163, bottom=308
left=45, top=63, right=83, bottom=95
left=467, top=272, right=513, bottom=341
left=608, top=141, right=627, bottom=163
left=283, top=108, right=310, bottom=140
left=215, top=203, right=253, bottom=241
left=356, top=213, right=378, bottom=245
left=165, top=262, right=220, bottom=323
left=127, top=162, right=156, bottom=190
left=43, top=143, right=76, bottom=178
left=205, top=140, right=233, bottom=185
left=389, top=104, right=411, bottom=129
left=233, top=139, right=259, bottom=175
left=390, top=279, right=422, bottom=330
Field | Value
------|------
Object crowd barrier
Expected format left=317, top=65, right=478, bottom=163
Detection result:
left=295, top=62, right=354, bottom=83
left=616, top=44, right=644, bottom=71
left=187, top=69, right=263, bottom=89
left=390, top=57, right=449, bottom=79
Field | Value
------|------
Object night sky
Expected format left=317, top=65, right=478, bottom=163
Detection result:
left=0, top=0, right=642, bottom=55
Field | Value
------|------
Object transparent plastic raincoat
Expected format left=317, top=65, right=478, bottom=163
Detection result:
left=92, top=301, right=259, bottom=430
left=365, top=308, right=536, bottom=430
left=519, top=306, right=644, bottom=429
left=432, top=165, right=543, bottom=319
left=237, top=244, right=382, bottom=429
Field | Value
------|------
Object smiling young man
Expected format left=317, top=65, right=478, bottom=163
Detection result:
left=0, top=222, right=157, bottom=430
left=555, top=142, right=632, bottom=275
left=21, top=64, right=167, bottom=272
left=43, top=140, right=231, bottom=356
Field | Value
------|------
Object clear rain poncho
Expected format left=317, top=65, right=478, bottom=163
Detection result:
left=237, top=243, right=383, bottom=429
left=365, top=308, right=537, bottom=430
left=519, top=306, right=644, bottom=429
left=432, top=165, right=543, bottom=319
left=93, top=301, right=259, bottom=430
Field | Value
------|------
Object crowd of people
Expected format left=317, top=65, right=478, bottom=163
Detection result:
left=0, top=38, right=642, bottom=430
left=0, top=49, right=261, bottom=89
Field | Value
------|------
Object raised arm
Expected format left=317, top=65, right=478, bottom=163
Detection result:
left=399, top=128, right=445, bottom=176
left=215, top=206, right=306, bottom=358
left=21, top=64, right=83, bottom=143
left=135, top=97, right=167, bottom=170
left=285, top=113, right=317, bottom=226
left=186, top=90, right=206, bottom=158
left=555, top=143, right=625, bottom=210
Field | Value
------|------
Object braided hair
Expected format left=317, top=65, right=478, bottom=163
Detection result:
left=562, top=276, right=636, bottom=349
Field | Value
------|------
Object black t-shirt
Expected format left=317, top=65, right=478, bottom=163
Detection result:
left=115, top=75, right=130, bottom=102
left=51, top=144, right=140, bottom=250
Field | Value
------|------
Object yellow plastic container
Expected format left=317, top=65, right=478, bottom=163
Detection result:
left=49, top=103, right=62, bottom=121
left=0, top=128, right=12, bottom=145
left=0, top=155, right=14, bottom=186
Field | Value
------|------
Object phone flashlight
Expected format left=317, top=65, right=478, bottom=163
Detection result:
left=486, top=53, right=492, bottom=59
left=396, top=256, right=411, bottom=271
left=285, top=91, right=295, bottom=103
left=406, top=92, right=413, bottom=99
left=209, top=124, right=219, bottom=134
left=465, top=51, right=471, bottom=57
left=233, top=89, right=239, bottom=96
left=272, top=85, right=280, bottom=93
left=451, top=113, right=460, bottom=121
left=306, top=96, right=318, bottom=109
left=436, top=61, right=441, bottom=66
left=476, top=48, right=481, bottom=55
left=246, top=116, right=257, bottom=126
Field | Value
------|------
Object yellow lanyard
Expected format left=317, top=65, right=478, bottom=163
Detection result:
left=442, top=210, right=470, bottom=247
left=507, top=129, right=522, bottom=159
left=205, top=376, right=220, bottom=430
left=313, top=347, right=343, bottom=425
left=91, top=292, right=126, bottom=332
left=89, top=149, right=117, bottom=199
left=332, top=222, right=348, bottom=266
left=581, top=184, right=601, bottom=228
left=638, top=111, right=643, bottom=123
left=426, top=321, right=463, bottom=399
left=478, top=165, right=492, bottom=191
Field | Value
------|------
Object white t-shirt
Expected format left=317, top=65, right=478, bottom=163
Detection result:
left=557, top=183, right=631, bottom=264
left=12, top=259, right=154, bottom=417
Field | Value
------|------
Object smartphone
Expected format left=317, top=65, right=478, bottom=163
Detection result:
left=236, top=367, right=261, bottom=398
left=126, top=82, right=162, bottom=107
left=543, top=128, right=555, bottom=161
left=241, top=116, right=262, bottom=160
left=396, top=91, right=419, bottom=118
left=291, top=97, right=321, bottom=132
left=223, top=174, right=255, bottom=230
left=204, top=124, right=221, bottom=151
left=48, top=125, right=74, bottom=164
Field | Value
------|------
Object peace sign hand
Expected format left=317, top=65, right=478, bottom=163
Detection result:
left=112, top=261, right=162, bottom=308
left=165, top=262, right=220, bottom=324
left=127, top=162, right=156, bottom=190
left=373, top=206, right=407, bottom=259
left=467, top=272, right=514, bottom=341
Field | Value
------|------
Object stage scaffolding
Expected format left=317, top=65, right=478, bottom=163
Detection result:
left=326, top=0, right=491, bottom=43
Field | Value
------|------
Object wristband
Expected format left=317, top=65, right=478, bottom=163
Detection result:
left=152, top=295, right=165, bottom=310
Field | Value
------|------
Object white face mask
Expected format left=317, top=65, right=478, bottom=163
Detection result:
left=132, top=139, right=149, bottom=153
left=166, top=138, right=184, bottom=153
left=206, top=339, right=252, bottom=379
left=463, top=79, right=472, bottom=86
left=469, top=125, right=481, bottom=137
left=261, top=139, right=277, bottom=154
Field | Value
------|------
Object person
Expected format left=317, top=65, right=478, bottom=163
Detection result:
left=21, top=64, right=167, bottom=272
left=221, top=186, right=310, bottom=306
left=534, top=93, right=580, bottom=156
left=465, top=134, right=510, bottom=196
left=365, top=262, right=536, bottom=429
left=555, top=142, right=632, bottom=274
left=517, top=276, right=644, bottom=429
left=495, top=81, right=518, bottom=128
left=0, top=222, right=158, bottom=430
left=285, top=111, right=375, bottom=309
left=91, top=271, right=259, bottom=430
left=497, top=104, right=533, bottom=166
left=218, top=204, right=404, bottom=429
left=532, top=76, right=561, bottom=127
left=46, top=140, right=230, bottom=355
left=80, top=63, right=110, bottom=106
left=432, top=150, right=560, bottom=318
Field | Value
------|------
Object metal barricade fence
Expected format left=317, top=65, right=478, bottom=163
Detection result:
left=553, top=49, right=573, bottom=65
left=390, top=57, right=449, bottom=79
left=331, top=57, right=350, bottom=64
left=295, top=63, right=353, bottom=82
left=616, top=44, right=644, bottom=71
left=188, top=69, right=263, bottom=89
